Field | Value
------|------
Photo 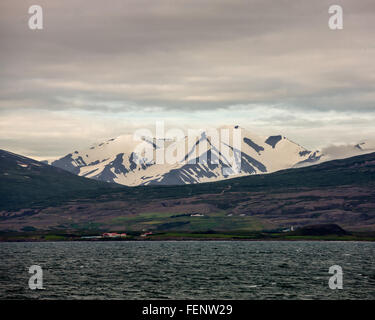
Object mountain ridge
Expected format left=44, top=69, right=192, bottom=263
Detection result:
left=48, top=126, right=323, bottom=186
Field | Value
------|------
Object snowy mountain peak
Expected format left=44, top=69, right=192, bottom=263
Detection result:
left=49, top=126, right=325, bottom=186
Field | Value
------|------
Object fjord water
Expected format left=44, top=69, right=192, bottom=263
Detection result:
left=0, top=241, right=374, bottom=299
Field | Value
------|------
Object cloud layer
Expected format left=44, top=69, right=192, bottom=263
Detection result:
left=1, top=0, right=375, bottom=158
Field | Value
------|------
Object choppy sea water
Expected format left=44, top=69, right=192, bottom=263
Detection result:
left=0, top=241, right=374, bottom=299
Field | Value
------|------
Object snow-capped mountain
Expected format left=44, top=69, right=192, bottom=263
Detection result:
left=293, top=141, right=375, bottom=168
left=48, top=126, right=323, bottom=186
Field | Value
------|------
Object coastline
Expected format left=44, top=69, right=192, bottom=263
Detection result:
left=1, top=233, right=375, bottom=242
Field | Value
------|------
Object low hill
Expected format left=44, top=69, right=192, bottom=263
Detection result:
left=0, top=149, right=122, bottom=210
left=288, top=224, right=348, bottom=236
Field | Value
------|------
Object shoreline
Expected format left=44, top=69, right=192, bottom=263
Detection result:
left=2, top=226, right=375, bottom=242
left=2, top=237, right=375, bottom=243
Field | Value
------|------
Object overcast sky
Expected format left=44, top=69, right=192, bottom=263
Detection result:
left=1, top=0, right=375, bottom=159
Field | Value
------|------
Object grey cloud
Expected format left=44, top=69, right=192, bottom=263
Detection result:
left=1, top=0, right=375, bottom=158
left=321, top=142, right=375, bottom=161
left=1, top=0, right=375, bottom=112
